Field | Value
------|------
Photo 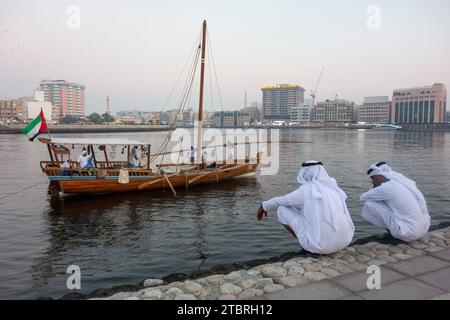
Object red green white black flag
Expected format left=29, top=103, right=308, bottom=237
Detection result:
left=21, top=109, right=48, bottom=141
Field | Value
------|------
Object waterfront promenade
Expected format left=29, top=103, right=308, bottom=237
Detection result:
left=0, top=124, right=172, bottom=134
left=257, top=247, right=450, bottom=300
left=3, top=123, right=449, bottom=135
left=93, top=226, right=450, bottom=300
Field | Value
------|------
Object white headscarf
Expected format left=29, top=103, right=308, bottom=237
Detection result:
left=297, top=161, right=350, bottom=244
left=367, top=162, right=428, bottom=216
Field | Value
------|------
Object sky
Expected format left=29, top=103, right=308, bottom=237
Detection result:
left=0, top=0, right=449, bottom=114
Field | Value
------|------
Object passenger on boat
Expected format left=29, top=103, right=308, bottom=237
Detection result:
left=130, top=146, right=141, bottom=168
left=85, top=156, right=94, bottom=169
left=189, top=146, right=195, bottom=164
left=77, top=149, right=92, bottom=169
left=60, top=159, right=71, bottom=176
left=201, top=147, right=208, bottom=162
left=207, top=162, right=217, bottom=168
left=226, top=142, right=234, bottom=162
left=360, top=162, right=430, bottom=241
left=257, top=161, right=355, bottom=254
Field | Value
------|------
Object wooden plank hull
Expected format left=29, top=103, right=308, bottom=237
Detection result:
left=52, top=164, right=258, bottom=195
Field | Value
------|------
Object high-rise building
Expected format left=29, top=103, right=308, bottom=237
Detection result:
left=262, top=84, right=305, bottom=121
left=391, top=83, right=447, bottom=124
left=174, top=108, right=194, bottom=126
left=358, top=96, right=391, bottom=123
left=291, top=103, right=312, bottom=122
left=0, top=99, right=26, bottom=123
left=311, top=98, right=356, bottom=123
left=211, top=111, right=251, bottom=127
left=25, top=90, right=53, bottom=121
left=162, top=110, right=179, bottom=125
left=39, top=80, right=86, bottom=117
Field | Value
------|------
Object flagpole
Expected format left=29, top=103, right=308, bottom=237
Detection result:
left=42, top=107, right=52, bottom=139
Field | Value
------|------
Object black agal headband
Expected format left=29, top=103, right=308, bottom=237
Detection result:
left=301, top=161, right=323, bottom=168
left=367, top=161, right=387, bottom=175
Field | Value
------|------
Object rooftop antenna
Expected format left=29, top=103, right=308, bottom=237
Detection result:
left=105, top=96, right=111, bottom=114
left=244, top=91, right=248, bottom=109
left=310, top=67, right=325, bottom=107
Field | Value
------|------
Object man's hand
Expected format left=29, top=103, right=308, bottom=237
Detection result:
left=257, top=205, right=267, bottom=221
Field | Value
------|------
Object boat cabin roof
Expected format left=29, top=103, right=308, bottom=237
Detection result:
left=40, top=137, right=149, bottom=146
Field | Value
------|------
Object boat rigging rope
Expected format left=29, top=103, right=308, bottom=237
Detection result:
left=151, top=26, right=225, bottom=171
left=154, top=34, right=202, bottom=168
left=0, top=181, right=47, bottom=201
left=160, top=31, right=201, bottom=112
left=207, top=45, right=214, bottom=113
left=207, top=29, right=224, bottom=112
left=152, top=37, right=200, bottom=160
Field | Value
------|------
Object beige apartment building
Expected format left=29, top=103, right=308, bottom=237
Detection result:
left=358, top=96, right=391, bottom=123
left=391, top=83, right=447, bottom=124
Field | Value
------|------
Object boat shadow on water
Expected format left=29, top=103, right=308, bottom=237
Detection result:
left=27, top=176, right=261, bottom=299
left=47, top=175, right=260, bottom=216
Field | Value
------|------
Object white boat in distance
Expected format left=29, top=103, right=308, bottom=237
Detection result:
left=373, top=123, right=403, bottom=130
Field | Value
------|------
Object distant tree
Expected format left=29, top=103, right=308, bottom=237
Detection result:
left=101, top=113, right=115, bottom=123
left=87, top=113, right=102, bottom=124
left=60, top=115, right=82, bottom=124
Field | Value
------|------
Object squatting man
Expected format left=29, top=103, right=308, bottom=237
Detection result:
left=257, top=161, right=431, bottom=254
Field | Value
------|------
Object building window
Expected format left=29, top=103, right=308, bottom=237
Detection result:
left=424, top=101, right=429, bottom=123
left=404, top=102, right=408, bottom=124
left=395, top=103, right=399, bottom=123
left=419, top=101, right=423, bottom=123
left=430, top=100, right=435, bottom=123
left=413, top=101, right=418, bottom=123
left=408, top=102, right=413, bottom=123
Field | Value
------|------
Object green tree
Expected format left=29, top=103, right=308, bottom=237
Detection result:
left=88, top=113, right=102, bottom=124
left=60, top=115, right=82, bottom=124
left=101, top=113, right=115, bottom=123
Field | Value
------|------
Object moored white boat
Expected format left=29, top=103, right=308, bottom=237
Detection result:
left=373, top=123, right=403, bottom=130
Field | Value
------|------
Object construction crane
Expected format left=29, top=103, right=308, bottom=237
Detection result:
left=310, top=67, right=325, bottom=107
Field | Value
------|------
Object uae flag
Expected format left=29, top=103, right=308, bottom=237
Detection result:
left=22, top=110, right=48, bottom=141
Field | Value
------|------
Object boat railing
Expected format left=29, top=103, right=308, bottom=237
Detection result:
left=155, top=155, right=260, bottom=169
left=95, top=161, right=129, bottom=169
left=40, top=161, right=154, bottom=177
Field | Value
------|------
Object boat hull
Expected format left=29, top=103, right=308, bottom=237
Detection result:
left=50, top=164, right=258, bottom=195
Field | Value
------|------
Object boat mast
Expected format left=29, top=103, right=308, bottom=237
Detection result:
left=196, top=20, right=207, bottom=164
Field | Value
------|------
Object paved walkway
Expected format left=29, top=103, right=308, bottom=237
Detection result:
left=256, top=248, right=450, bottom=300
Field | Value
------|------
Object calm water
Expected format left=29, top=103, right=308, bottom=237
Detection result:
left=0, top=129, right=449, bottom=299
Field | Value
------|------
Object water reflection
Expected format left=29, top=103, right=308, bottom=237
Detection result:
left=3, top=129, right=450, bottom=299
left=29, top=177, right=261, bottom=297
left=392, top=131, right=445, bottom=150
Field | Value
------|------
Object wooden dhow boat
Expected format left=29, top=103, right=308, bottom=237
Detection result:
left=39, top=136, right=259, bottom=197
left=38, top=20, right=260, bottom=198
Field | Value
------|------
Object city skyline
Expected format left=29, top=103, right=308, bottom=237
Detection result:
left=1, top=0, right=449, bottom=114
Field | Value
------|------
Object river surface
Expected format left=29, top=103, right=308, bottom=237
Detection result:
left=0, top=128, right=449, bottom=299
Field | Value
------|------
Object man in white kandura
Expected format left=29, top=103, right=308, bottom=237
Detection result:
left=360, top=162, right=430, bottom=242
left=130, top=145, right=141, bottom=168
left=257, top=161, right=355, bottom=254
left=77, top=148, right=92, bottom=169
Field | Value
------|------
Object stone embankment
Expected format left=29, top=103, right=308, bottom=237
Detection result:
left=94, top=226, right=450, bottom=300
